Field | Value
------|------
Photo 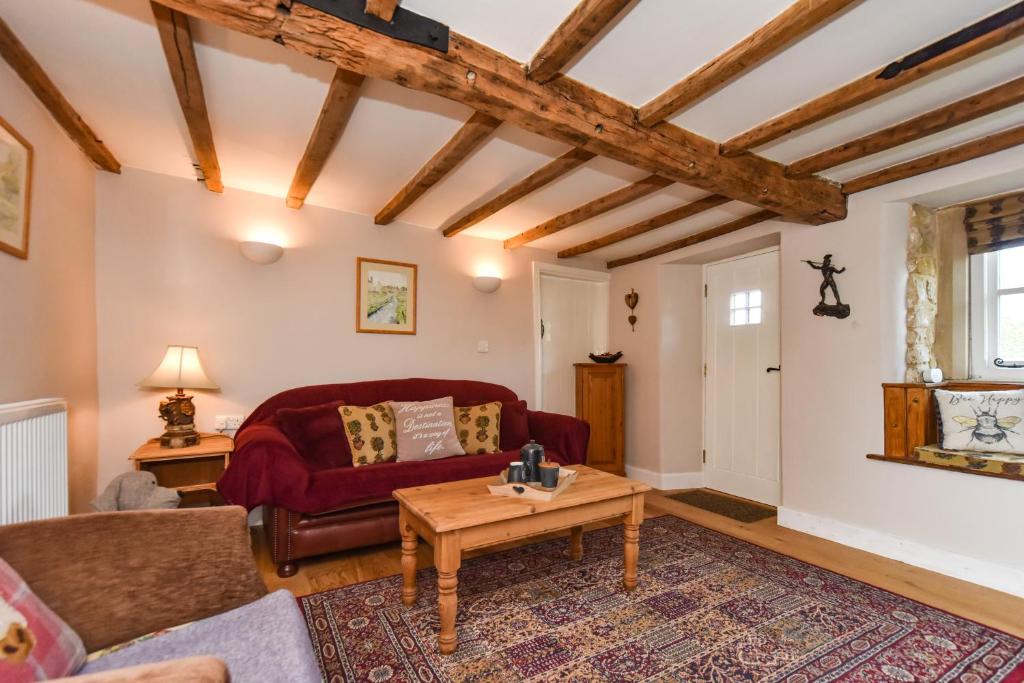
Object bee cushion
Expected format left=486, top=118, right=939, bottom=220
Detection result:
left=338, top=402, right=398, bottom=466
left=934, top=389, right=1024, bottom=454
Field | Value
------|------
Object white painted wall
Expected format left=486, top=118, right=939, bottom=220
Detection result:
left=610, top=148, right=1024, bottom=596
left=93, top=168, right=601, bottom=492
left=0, top=60, right=99, bottom=513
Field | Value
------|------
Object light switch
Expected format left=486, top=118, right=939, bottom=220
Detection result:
left=477, top=340, right=489, bottom=353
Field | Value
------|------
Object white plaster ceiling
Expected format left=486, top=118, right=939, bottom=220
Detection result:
left=1, top=0, right=1023, bottom=263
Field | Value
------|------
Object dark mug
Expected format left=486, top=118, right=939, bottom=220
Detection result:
left=539, top=462, right=560, bottom=488
left=507, top=462, right=526, bottom=483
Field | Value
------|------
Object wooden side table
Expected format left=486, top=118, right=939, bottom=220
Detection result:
left=130, top=433, right=233, bottom=507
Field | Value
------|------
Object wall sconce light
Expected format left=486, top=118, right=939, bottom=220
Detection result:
left=472, top=275, right=502, bottom=293
left=239, top=240, right=284, bottom=265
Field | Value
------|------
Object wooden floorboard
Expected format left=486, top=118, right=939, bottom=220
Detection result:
left=254, top=490, right=1024, bottom=638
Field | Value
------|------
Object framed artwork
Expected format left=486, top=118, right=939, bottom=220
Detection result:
left=356, top=257, right=417, bottom=335
left=0, top=116, right=32, bottom=259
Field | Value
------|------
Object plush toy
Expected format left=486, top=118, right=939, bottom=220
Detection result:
left=91, top=471, right=180, bottom=512
left=0, top=598, right=33, bottom=664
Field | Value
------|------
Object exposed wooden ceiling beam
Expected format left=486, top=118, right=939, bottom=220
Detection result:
left=286, top=68, right=364, bottom=209
left=0, top=16, right=120, bottom=173
left=364, top=0, right=399, bottom=22
left=638, top=0, right=858, bottom=126
left=375, top=111, right=501, bottom=225
left=504, top=174, right=673, bottom=249
left=607, top=210, right=778, bottom=268
left=151, top=2, right=222, bottom=192
left=558, top=194, right=731, bottom=258
left=158, top=0, right=844, bottom=225
left=527, top=0, right=632, bottom=84
left=721, top=3, right=1024, bottom=156
left=843, top=124, right=1024, bottom=195
left=442, top=148, right=596, bottom=237
left=788, top=76, right=1024, bottom=177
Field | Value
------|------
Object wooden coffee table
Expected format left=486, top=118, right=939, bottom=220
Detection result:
left=392, top=465, right=650, bottom=654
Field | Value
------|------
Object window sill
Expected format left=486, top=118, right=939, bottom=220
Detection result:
left=867, top=453, right=1023, bottom=483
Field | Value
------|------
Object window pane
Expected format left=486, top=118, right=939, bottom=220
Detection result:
left=731, top=309, right=747, bottom=326
left=731, top=292, right=747, bottom=308
left=998, top=246, right=1024, bottom=290
left=749, top=307, right=762, bottom=324
left=748, top=290, right=762, bottom=307
left=997, top=292, right=1024, bottom=361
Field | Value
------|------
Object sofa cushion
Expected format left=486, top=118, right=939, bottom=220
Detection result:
left=454, top=402, right=502, bottom=454
left=275, top=400, right=351, bottom=470
left=500, top=400, right=530, bottom=452
left=340, top=403, right=398, bottom=466
left=304, top=449, right=572, bottom=511
left=79, top=590, right=319, bottom=683
left=0, top=558, right=85, bottom=681
left=391, top=397, right=465, bottom=461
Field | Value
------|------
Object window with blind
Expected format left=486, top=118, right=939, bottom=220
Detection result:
left=967, top=190, right=1024, bottom=380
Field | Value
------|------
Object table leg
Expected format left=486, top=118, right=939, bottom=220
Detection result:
left=569, top=525, right=584, bottom=560
left=435, top=532, right=461, bottom=655
left=399, top=507, right=418, bottom=607
left=623, top=493, right=644, bottom=591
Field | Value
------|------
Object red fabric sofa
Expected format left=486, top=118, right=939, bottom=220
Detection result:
left=217, top=378, right=589, bottom=577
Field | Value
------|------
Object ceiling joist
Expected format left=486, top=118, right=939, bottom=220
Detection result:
left=364, top=0, right=399, bottom=23
left=527, top=0, right=632, bottom=84
left=151, top=2, right=222, bottom=192
left=788, top=76, right=1024, bottom=177
left=0, top=16, right=120, bottom=172
left=287, top=68, right=365, bottom=209
left=638, top=0, right=859, bottom=126
left=607, top=210, right=778, bottom=268
left=843, top=123, right=1024, bottom=195
left=375, top=110, right=501, bottom=225
left=504, top=174, right=674, bottom=249
left=158, top=0, right=846, bottom=225
left=558, top=194, right=731, bottom=258
left=442, top=149, right=596, bottom=237
left=721, top=2, right=1024, bottom=156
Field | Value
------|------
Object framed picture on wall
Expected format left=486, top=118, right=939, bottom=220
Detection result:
left=0, top=116, right=33, bottom=259
left=356, top=257, right=418, bottom=335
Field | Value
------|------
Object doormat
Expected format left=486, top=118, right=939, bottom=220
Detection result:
left=668, top=488, right=776, bottom=522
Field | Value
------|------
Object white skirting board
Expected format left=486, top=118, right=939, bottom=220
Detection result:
left=778, top=507, right=1024, bottom=599
left=625, top=465, right=703, bottom=491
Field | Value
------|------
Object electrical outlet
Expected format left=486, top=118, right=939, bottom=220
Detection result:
left=225, top=415, right=245, bottom=430
left=477, top=340, right=489, bottom=353
left=214, top=415, right=227, bottom=430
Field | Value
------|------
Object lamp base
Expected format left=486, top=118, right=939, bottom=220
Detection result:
left=159, top=424, right=200, bottom=449
left=157, top=391, right=200, bottom=449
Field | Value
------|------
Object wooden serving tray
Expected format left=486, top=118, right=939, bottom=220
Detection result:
left=487, top=468, right=578, bottom=501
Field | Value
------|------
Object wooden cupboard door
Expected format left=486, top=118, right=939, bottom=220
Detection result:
left=576, top=365, right=625, bottom=476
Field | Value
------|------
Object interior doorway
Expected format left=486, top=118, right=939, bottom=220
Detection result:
left=533, top=263, right=610, bottom=413
left=703, top=248, right=781, bottom=505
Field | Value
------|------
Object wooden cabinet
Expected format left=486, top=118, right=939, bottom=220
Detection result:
left=130, top=433, right=233, bottom=507
left=574, top=363, right=625, bottom=476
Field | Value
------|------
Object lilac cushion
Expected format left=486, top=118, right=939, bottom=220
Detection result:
left=275, top=401, right=351, bottom=470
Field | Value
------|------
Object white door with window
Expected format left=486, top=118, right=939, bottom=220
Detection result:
left=704, top=249, right=781, bottom=505
left=536, top=266, right=609, bottom=414
left=971, top=245, right=1024, bottom=380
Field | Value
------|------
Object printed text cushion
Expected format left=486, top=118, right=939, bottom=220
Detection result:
left=934, top=389, right=1024, bottom=454
left=391, top=397, right=465, bottom=461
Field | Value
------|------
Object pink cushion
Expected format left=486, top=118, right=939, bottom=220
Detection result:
left=275, top=401, right=352, bottom=470
left=0, top=558, right=85, bottom=681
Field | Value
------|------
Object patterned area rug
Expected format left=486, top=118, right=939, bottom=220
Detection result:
left=299, top=516, right=1024, bottom=682
left=668, top=489, right=777, bottom=523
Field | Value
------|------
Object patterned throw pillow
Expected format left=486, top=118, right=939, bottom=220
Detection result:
left=390, top=397, right=465, bottom=462
left=934, top=389, right=1024, bottom=454
left=0, top=558, right=85, bottom=681
left=454, top=402, right=502, bottom=454
left=338, top=403, right=398, bottom=466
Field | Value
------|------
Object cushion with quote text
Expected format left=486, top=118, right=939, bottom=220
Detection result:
left=934, top=389, right=1024, bottom=454
left=454, top=402, right=502, bottom=454
left=390, top=397, right=466, bottom=462
left=339, top=403, right=398, bottom=466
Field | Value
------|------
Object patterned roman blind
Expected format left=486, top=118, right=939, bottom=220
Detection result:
left=963, top=189, right=1024, bottom=255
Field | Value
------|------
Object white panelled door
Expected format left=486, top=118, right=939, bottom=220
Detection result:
left=704, top=249, right=781, bottom=505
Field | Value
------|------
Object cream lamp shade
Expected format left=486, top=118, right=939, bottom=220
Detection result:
left=138, top=345, right=219, bottom=391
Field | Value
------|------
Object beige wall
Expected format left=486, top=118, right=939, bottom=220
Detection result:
left=0, top=62, right=99, bottom=513
left=94, top=168, right=601, bottom=490
left=609, top=148, right=1024, bottom=594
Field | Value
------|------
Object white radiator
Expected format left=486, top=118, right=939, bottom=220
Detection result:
left=0, top=398, right=68, bottom=525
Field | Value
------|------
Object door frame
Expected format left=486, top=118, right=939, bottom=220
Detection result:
left=701, top=246, right=781, bottom=502
left=532, top=262, right=611, bottom=409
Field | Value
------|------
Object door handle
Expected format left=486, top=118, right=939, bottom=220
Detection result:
left=766, top=366, right=781, bottom=373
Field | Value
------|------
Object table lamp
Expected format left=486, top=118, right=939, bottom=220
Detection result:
left=138, top=345, right=219, bottom=448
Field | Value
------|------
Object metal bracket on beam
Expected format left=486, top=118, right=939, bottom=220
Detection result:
left=296, top=0, right=449, bottom=52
